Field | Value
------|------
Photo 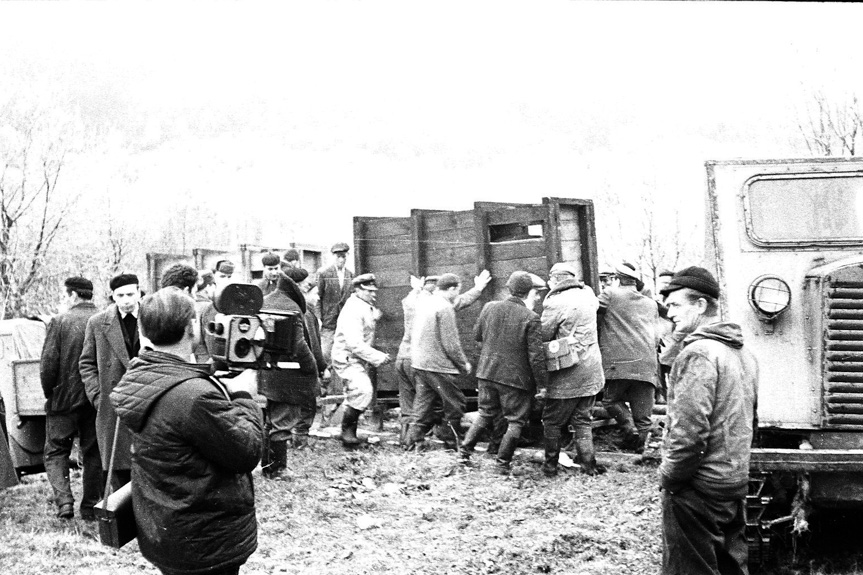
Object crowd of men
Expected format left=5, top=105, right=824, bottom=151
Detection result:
left=35, top=240, right=758, bottom=575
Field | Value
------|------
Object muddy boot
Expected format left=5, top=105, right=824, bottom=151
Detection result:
left=399, top=422, right=411, bottom=447
left=542, top=435, right=561, bottom=477
left=606, top=402, right=640, bottom=451
left=495, top=425, right=521, bottom=468
left=442, top=419, right=462, bottom=451
left=460, top=419, right=486, bottom=463
left=292, top=434, right=309, bottom=449
left=573, top=428, right=605, bottom=476
left=341, top=406, right=362, bottom=447
left=263, top=440, right=288, bottom=479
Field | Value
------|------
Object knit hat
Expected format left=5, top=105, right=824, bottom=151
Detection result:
left=261, top=252, right=280, bottom=266
left=436, top=273, right=460, bottom=290
left=659, top=266, right=720, bottom=299
left=65, top=276, right=93, bottom=293
left=109, top=273, right=139, bottom=291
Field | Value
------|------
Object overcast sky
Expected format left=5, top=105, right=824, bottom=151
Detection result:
left=1, top=1, right=862, bottom=254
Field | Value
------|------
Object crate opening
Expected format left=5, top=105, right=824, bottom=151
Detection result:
left=489, top=222, right=544, bottom=243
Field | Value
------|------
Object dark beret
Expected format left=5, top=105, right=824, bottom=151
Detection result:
left=261, top=252, right=280, bottom=266
left=331, top=242, right=350, bottom=254
left=436, top=273, right=460, bottom=290
left=284, top=248, right=300, bottom=261
left=285, top=267, right=309, bottom=283
left=65, top=276, right=93, bottom=293
left=660, top=266, right=720, bottom=299
left=109, top=273, right=139, bottom=292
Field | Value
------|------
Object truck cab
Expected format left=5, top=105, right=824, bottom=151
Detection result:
left=706, top=158, right=863, bottom=564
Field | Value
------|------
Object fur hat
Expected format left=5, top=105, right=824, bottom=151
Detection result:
left=109, top=273, right=139, bottom=292
left=660, top=266, right=720, bottom=299
left=214, top=260, right=235, bottom=275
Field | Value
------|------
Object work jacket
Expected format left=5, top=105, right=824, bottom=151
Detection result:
left=332, top=293, right=388, bottom=370
left=540, top=280, right=604, bottom=399
left=659, top=322, right=759, bottom=500
left=598, top=285, right=659, bottom=385
left=40, top=301, right=98, bottom=414
left=475, top=296, right=547, bottom=393
left=411, top=292, right=470, bottom=375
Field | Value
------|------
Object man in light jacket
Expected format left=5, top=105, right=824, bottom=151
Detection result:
left=659, top=266, right=758, bottom=575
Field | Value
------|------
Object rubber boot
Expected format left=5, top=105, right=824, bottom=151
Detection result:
left=573, top=428, right=605, bottom=476
left=542, top=434, right=561, bottom=477
left=495, top=425, right=521, bottom=468
left=263, top=440, right=288, bottom=479
left=460, top=419, right=487, bottom=463
left=606, top=402, right=640, bottom=451
left=341, top=406, right=362, bottom=447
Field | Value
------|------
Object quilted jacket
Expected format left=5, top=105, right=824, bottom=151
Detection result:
left=111, top=350, right=263, bottom=574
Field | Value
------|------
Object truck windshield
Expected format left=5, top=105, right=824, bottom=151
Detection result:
left=746, top=173, right=863, bottom=244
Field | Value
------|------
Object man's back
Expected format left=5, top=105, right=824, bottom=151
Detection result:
left=598, top=286, right=658, bottom=382
left=475, top=297, right=543, bottom=391
left=41, top=302, right=99, bottom=413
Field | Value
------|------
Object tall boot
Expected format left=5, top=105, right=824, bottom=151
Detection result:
left=606, top=402, right=640, bottom=451
left=460, top=419, right=487, bottom=462
left=573, top=427, right=605, bottom=476
left=495, top=425, right=522, bottom=469
left=542, top=434, right=561, bottom=477
left=263, top=440, right=288, bottom=479
left=399, top=422, right=411, bottom=447
left=341, top=406, right=362, bottom=447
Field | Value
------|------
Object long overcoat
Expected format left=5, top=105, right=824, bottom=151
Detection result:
left=79, top=303, right=135, bottom=469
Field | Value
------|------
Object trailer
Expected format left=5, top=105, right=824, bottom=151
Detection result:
left=353, top=197, right=598, bottom=406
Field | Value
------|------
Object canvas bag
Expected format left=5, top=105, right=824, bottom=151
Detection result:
left=543, top=322, right=580, bottom=372
left=94, top=418, right=137, bottom=548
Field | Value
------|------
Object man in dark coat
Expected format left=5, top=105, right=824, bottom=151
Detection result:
left=111, top=287, right=263, bottom=575
left=460, top=271, right=547, bottom=473
left=316, top=242, right=353, bottom=365
left=259, top=274, right=321, bottom=471
left=598, top=263, right=659, bottom=452
left=80, top=272, right=141, bottom=489
left=659, top=267, right=758, bottom=575
left=40, top=277, right=101, bottom=520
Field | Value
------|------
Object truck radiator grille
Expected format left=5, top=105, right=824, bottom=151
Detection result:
left=825, top=282, right=863, bottom=427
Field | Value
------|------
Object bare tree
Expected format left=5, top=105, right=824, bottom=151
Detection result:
left=797, top=90, right=863, bottom=157
left=0, top=101, right=79, bottom=318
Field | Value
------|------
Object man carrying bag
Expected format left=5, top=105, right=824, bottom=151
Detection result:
left=110, top=287, right=263, bottom=575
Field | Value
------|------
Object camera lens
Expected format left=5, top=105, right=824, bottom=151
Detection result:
left=235, top=338, right=251, bottom=358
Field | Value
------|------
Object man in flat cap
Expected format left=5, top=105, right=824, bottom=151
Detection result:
left=405, top=273, right=474, bottom=450
left=598, top=262, right=659, bottom=453
left=257, top=252, right=282, bottom=297
left=80, top=272, right=142, bottom=491
left=40, top=277, right=101, bottom=520
left=317, top=242, right=354, bottom=369
left=540, top=262, right=605, bottom=476
left=395, top=269, right=491, bottom=446
left=659, top=266, right=758, bottom=575
left=460, top=271, right=547, bottom=474
left=331, top=273, right=390, bottom=447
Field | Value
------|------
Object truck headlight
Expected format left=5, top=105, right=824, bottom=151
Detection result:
left=748, top=275, right=791, bottom=319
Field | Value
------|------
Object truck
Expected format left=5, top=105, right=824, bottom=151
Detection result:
left=705, top=157, right=863, bottom=565
left=352, top=197, right=598, bottom=411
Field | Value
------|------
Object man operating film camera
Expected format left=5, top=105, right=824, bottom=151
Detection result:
left=205, top=274, right=319, bottom=479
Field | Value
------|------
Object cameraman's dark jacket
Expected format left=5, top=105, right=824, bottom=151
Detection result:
left=111, top=350, right=263, bottom=574
left=259, top=291, right=320, bottom=404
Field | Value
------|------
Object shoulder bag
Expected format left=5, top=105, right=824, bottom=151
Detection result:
left=543, top=322, right=580, bottom=372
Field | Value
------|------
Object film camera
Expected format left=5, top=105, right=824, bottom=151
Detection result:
left=206, top=283, right=302, bottom=371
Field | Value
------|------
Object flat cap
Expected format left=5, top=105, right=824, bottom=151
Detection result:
left=549, top=262, right=578, bottom=277
left=506, top=271, right=547, bottom=297
left=660, top=266, right=720, bottom=299
left=352, top=273, right=379, bottom=290
left=436, top=273, right=461, bottom=290
left=109, top=273, right=139, bottom=291
left=65, top=276, right=93, bottom=293
left=331, top=242, right=350, bottom=254
left=615, top=263, right=641, bottom=281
